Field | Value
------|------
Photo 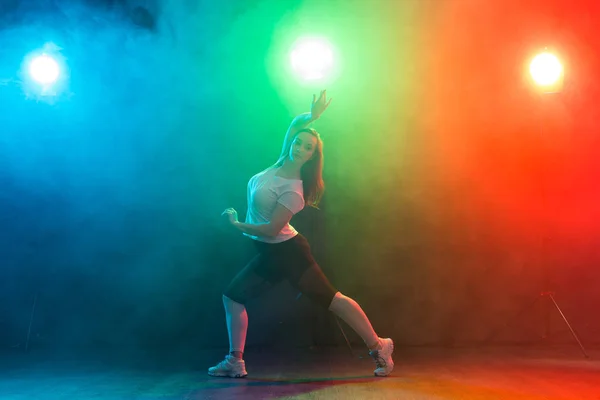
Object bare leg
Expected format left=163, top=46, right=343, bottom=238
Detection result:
left=327, top=291, right=395, bottom=376
left=209, top=254, right=271, bottom=378
left=223, top=295, right=248, bottom=358
left=328, top=292, right=381, bottom=350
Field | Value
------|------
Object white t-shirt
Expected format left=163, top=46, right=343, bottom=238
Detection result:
left=244, top=166, right=305, bottom=243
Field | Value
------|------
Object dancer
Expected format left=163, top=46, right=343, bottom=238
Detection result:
left=210, top=90, right=394, bottom=378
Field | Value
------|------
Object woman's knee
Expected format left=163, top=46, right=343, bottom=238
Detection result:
left=327, top=291, right=344, bottom=311
left=296, top=264, right=339, bottom=309
left=222, top=294, right=246, bottom=309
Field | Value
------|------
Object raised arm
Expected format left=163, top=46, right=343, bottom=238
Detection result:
left=279, top=90, right=332, bottom=161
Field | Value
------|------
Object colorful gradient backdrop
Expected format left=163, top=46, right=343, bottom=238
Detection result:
left=1, top=0, right=600, bottom=350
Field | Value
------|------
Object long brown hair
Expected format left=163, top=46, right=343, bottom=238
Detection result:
left=276, top=128, right=325, bottom=208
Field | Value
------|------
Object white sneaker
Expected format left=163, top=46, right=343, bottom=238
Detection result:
left=208, top=354, right=248, bottom=378
left=369, top=338, right=394, bottom=377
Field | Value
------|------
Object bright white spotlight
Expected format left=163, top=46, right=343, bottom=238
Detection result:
left=29, top=54, right=60, bottom=85
left=290, top=38, right=334, bottom=81
left=529, top=52, right=562, bottom=87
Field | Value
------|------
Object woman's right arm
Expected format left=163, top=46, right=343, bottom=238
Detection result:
left=278, top=90, right=332, bottom=161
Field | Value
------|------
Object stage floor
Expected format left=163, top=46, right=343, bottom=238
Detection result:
left=2, top=345, right=599, bottom=399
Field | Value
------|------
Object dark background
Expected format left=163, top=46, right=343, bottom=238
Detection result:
left=1, top=0, right=599, bottom=357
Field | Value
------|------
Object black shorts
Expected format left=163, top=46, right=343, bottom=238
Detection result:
left=223, top=234, right=338, bottom=308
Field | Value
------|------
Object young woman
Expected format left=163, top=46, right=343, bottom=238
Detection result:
left=210, top=90, right=394, bottom=378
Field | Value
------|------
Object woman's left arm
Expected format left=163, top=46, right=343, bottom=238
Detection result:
left=222, top=205, right=294, bottom=238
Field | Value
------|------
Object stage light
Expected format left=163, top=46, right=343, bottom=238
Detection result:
left=29, top=54, right=60, bottom=85
left=529, top=51, right=563, bottom=92
left=20, top=45, right=69, bottom=100
left=290, top=38, right=334, bottom=81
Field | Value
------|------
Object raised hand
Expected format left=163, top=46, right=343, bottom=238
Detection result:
left=310, top=90, right=332, bottom=120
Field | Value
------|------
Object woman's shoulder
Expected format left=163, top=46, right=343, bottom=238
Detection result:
left=250, top=165, right=276, bottom=178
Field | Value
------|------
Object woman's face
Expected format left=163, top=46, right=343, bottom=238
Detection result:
left=289, top=131, right=318, bottom=165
